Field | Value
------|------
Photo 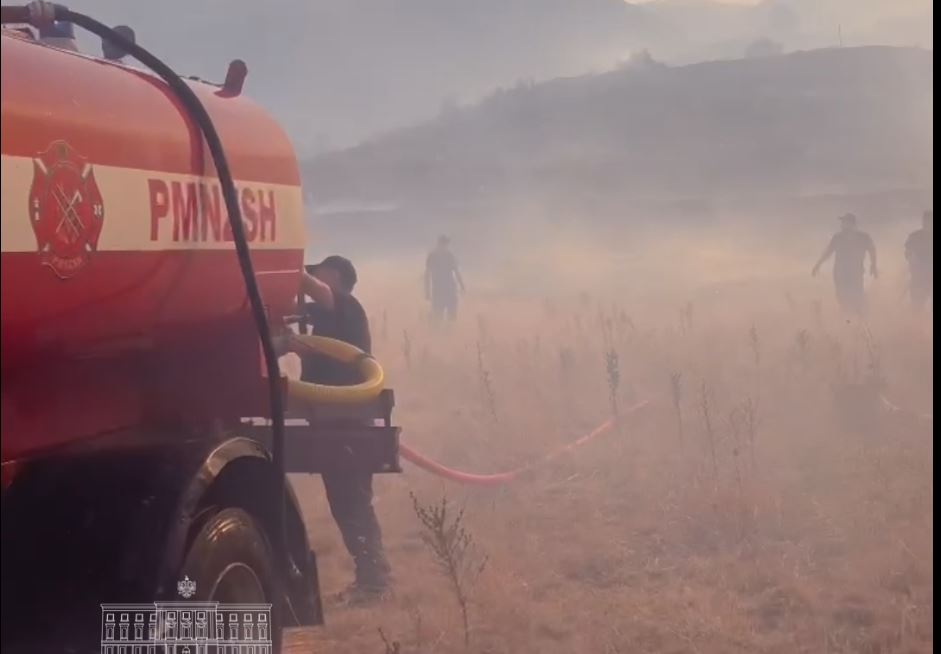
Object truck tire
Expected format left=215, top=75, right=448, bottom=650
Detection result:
left=178, top=507, right=283, bottom=651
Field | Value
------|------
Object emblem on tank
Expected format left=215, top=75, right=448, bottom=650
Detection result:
left=28, top=141, right=105, bottom=279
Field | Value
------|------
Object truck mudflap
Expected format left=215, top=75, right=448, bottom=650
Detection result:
left=0, top=429, right=321, bottom=653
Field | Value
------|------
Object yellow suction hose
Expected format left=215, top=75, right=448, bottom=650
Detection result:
left=285, top=334, right=385, bottom=406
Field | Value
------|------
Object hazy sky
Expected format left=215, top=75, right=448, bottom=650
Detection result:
left=635, top=0, right=762, bottom=4
left=67, top=0, right=931, bottom=157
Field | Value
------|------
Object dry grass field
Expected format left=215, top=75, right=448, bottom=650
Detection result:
left=284, top=229, right=933, bottom=654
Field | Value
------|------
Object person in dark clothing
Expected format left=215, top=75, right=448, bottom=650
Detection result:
left=298, top=255, right=391, bottom=604
left=424, top=236, right=465, bottom=321
left=812, top=213, right=878, bottom=316
left=905, top=210, right=933, bottom=311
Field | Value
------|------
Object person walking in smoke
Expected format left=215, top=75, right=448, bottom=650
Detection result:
left=298, top=256, right=392, bottom=604
left=424, top=235, right=465, bottom=321
left=812, top=213, right=878, bottom=316
left=905, top=209, right=933, bottom=312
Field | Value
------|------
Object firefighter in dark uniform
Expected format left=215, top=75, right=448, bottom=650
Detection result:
left=812, top=213, right=878, bottom=316
left=298, top=256, right=391, bottom=604
left=905, top=210, right=933, bottom=311
left=424, top=235, right=465, bottom=321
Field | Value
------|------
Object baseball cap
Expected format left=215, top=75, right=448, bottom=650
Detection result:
left=305, top=255, right=358, bottom=291
left=837, top=213, right=857, bottom=225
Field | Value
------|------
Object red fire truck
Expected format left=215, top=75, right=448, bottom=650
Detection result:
left=1, top=4, right=400, bottom=651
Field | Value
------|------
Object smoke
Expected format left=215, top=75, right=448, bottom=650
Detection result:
left=71, top=0, right=932, bottom=155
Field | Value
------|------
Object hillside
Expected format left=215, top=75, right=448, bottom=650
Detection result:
left=302, top=46, right=932, bottom=252
left=75, top=0, right=932, bottom=153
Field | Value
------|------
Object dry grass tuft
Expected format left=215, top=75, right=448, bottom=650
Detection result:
left=410, top=492, right=488, bottom=649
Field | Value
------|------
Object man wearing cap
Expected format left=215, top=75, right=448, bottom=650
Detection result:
left=812, top=213, right=878, bottom=316
left=905, top=210, right=933, bottom=311
left=424, top=236, right=465, bottom=321
left=298, top=256, right=392, bottom=603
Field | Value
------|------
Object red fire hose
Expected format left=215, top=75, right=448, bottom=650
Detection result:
left=398, top=400, right=650, bottom=486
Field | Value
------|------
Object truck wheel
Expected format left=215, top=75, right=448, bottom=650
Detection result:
left=178, top=507, right=282, bottom=649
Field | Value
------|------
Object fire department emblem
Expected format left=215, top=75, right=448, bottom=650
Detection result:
left=28, top=141, right=104, bottom=279
left=177, top=576, right=197, bottom=599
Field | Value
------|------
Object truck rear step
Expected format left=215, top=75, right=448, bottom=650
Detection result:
left=242, top=389, right=402, bottom=474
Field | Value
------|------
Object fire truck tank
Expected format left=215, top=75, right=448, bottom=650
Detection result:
left=0, top=30, right=307, bottom=462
